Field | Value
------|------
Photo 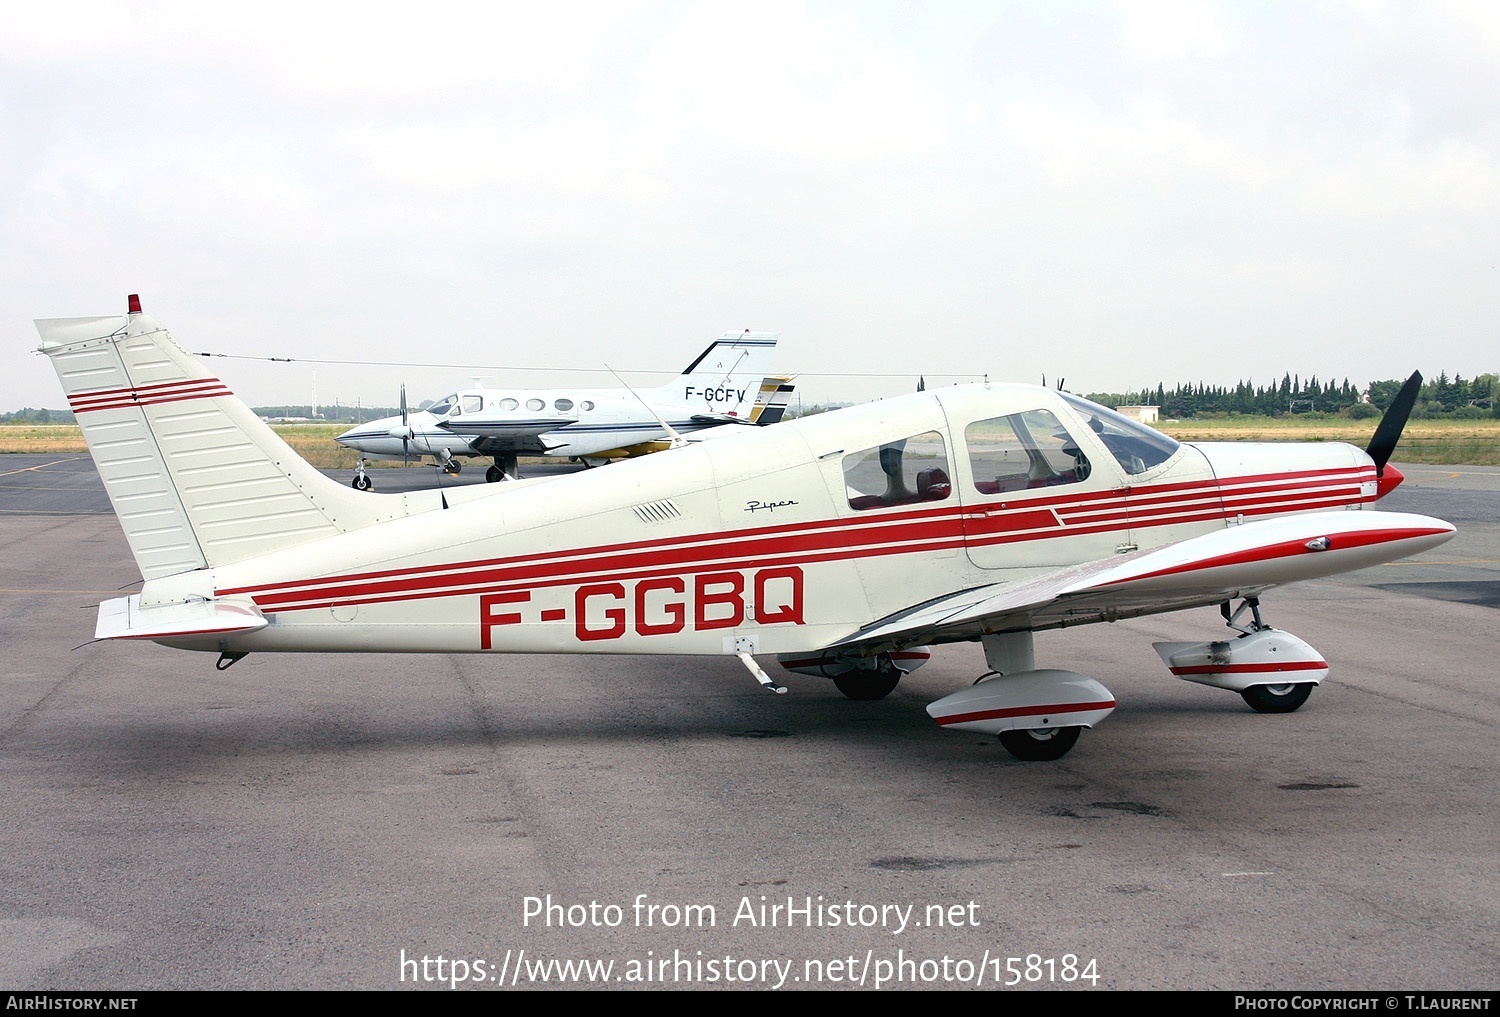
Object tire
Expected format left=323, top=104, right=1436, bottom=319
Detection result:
left=486, top=465, right=503, bottom=483
left=352, top=475, right=373, bottom=491
left=998, top=726, right=1081, bottom=761
left=1240, top=682, right=1314, bottom=714
left=832, top=668, right=901, bottom=701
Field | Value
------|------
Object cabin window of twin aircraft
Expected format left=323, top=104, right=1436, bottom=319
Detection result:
left=423, top=393, right=601, bottom=417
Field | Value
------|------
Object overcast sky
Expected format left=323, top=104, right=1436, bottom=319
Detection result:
left=5, top=1, right=1497, bottom=412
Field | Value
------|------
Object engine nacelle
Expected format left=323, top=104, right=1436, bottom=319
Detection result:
left=777, top=647, right=931, bottom=678
left=1152, top=628, right=1328, bottom=692
left=925, top=669, right=1116, bottom=736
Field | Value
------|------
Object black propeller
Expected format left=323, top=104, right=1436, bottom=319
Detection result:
left=386, top=383, right=413, bottom=467
left=1365, top=370, right=1422, bottom=477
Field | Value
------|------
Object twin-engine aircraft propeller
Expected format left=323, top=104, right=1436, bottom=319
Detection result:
left=386, top=384, right=413, bottom=465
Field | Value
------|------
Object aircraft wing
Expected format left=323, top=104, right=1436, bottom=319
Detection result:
left=440, top=417, right=576, bottom=439
left=441, top=418, right=576, bottom=455
left=826, top=510, right=1454, bottom=657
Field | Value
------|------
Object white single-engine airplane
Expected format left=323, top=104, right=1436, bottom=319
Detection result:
left=334, top=332, right=785, bottom=487
left=38, top=298, right=1455, bottom=761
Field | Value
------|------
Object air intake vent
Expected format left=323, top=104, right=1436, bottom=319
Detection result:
left=632, top=500, right=682, bottom=524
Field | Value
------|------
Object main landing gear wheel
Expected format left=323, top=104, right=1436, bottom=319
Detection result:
left=352, top=474, right=373, bottom=491
left=443, top=461, right=462, bottom=475
left=1240, top=682, right=1314, bottom=714
left=833, top=666, right=902, bottom=701
left=998, top=726, right=1081, bottom=761
left=486, top=465, right=504, bottom=483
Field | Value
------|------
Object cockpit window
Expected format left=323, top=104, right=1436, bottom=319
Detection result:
left=967, top=409, right=1090, bottom=494
left=426, top=394, right=457, bottom=416
left=461, top=395, right=483, bottom=414
left=1059, top=393, right=1179, bottom=476
left=843, top=431, right=951, bottom=511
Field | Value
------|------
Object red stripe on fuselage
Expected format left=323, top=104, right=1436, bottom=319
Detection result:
left=219, top=468, right=1384, bottom=614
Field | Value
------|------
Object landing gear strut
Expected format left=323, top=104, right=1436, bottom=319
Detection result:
left=486, top=454, right=518, bottom=483
left=1222, top=597, right=1319, bottom=714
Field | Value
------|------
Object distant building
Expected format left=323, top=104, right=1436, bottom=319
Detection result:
left=1116, top=405, right=1159, bottom=424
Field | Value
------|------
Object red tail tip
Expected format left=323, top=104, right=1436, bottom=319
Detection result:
left=1376, top=463, right=1405, bottom=500
left=127, top=294, right=142, bottom=314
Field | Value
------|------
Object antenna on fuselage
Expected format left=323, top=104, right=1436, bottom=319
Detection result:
left=605, top=363, right=687, bottom=449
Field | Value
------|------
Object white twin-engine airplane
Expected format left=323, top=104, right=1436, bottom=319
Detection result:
left=333, top=332, right=787, bottom=487
left=39, top=297, right=1455, bottom=761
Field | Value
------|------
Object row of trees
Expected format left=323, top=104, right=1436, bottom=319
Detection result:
left=1084, top=373, right=1500, bottom=419
left=1, top=407, right=74, bottom=424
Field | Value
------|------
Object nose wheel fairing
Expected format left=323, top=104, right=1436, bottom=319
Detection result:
left=1153, top=627, right=1328, bottom=695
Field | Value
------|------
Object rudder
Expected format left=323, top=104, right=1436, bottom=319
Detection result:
left=38, top=297, right=395, bottom=580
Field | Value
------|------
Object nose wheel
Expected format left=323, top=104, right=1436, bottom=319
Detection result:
left=1240, top=682, right=1314, bottom=713
left=998, top=726, right=1081, bottom=761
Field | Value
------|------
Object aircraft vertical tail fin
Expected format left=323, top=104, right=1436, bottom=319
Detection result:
left=37, top=297, right=394, bottom=580
left=659, top=331, right=779, bottom=420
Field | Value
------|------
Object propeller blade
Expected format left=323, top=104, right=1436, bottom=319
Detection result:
left=400, top=384, right=409, bottom=467
left=1366, top=371, right=1422, bottom=476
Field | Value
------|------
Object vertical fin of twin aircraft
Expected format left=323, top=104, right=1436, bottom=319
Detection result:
left=663, top=330, right=779, bottom=419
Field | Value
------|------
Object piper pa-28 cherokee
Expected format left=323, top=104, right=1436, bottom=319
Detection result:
left=334, top=332, right=788, bottom=487
left=38, top=297, right=1454, bottom=761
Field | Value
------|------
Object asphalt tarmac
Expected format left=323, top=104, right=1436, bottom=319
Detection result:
left=1, top=455, right=1497, bottom=991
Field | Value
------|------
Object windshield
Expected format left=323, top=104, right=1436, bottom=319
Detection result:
left=1059, top=393, right=1179, bottom=475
